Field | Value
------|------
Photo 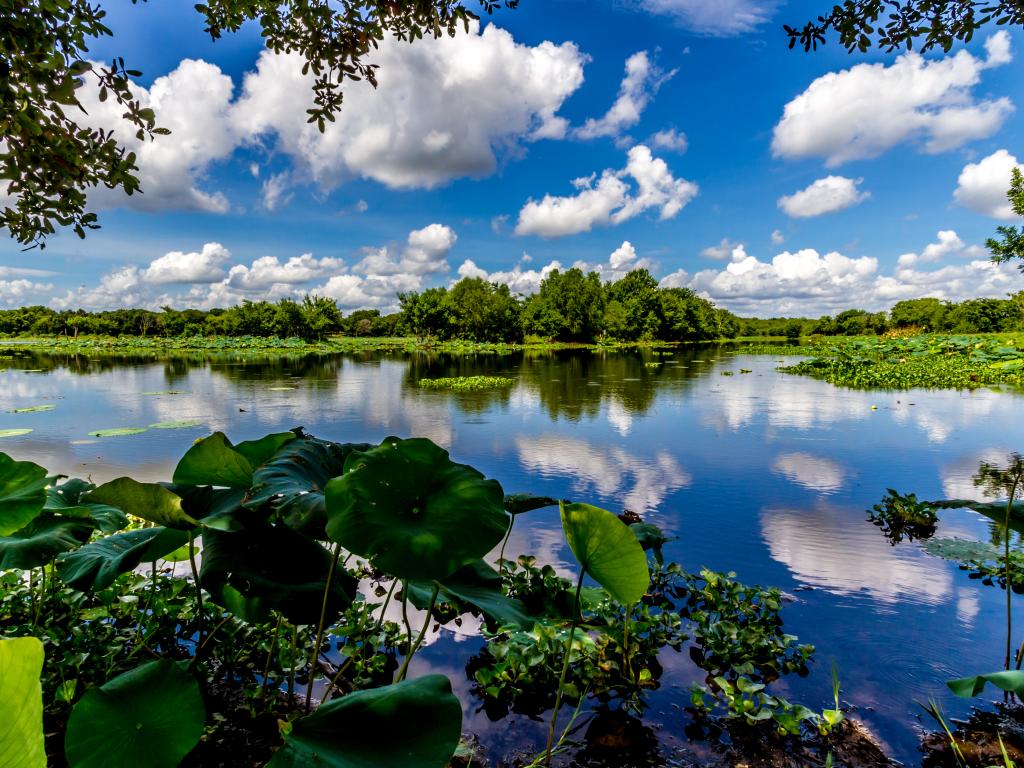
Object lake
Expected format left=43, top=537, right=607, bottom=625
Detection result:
left=1, top=344, right=1019, bottom=765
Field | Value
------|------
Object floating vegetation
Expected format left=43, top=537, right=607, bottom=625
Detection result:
left=739, top=368, right=752, bottom=374
left=7, top=405, right=55, bottom=413
left=0, top=429, right=32, bottom=438
left=721, top=371, right=735, bottom=376
left=267, top=386, right=297, bottom=391
left=88, top=427, right=148, bottom=438
left=140, top=390, right=189, bottom=396
left=643, top=362, right=660, bottom=368
left=868, top=489, right=938, bottom=544
left=418, top=376, right=514, bottom=391
left=148, top=420, right=205, bottom=430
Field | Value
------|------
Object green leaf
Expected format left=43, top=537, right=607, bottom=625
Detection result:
left=148, top=420, right=204, bottom=430
left=948, top=670, right=1024, bottom=698
left=88, top=428, right=148, bottom=438
left=0, top=453, right=49, bottom=536
left=406, top=560, right=533, bottom=629
left=87, top=478, right=197, bottom=530
left=267, top=675, right=462, bottom=768
left=0, top=429, right=33, bottom=438
left=200, top=523, right=355, bottom=626
left=630, top=522, right=674, bottom=565
left=233, top=431, right=296, bottom=468
left=560, top=502, right=649, bottom=605
left=921, top=537, right=1001, bottom=562
left=0, top=637, right=45, bottom=768
left=57, top=528, right=188, bottom=591
left=45, top=479, right=127, bottom=534
left=246, top=436, right=372, bottom=537
left=65, top=660, right=205, bottom=768
left=503, top=493, right=560, bottom=515
left=172, top=432, right=254, bottom=488
left=325, top=437, right=508, bottom=581
left=8, top=405, right=55, bottom=413
left=0, top=516, right=94, bottom=570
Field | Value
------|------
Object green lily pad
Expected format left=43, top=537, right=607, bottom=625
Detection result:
left=88, top=428, right=148, bottom=438
left=65, top=660, right=205, bottom=768
left=140, top=391, right=189, bottom=396
left=148, top=420, right=205, bottom=430
left=267, top=386, right=297, bottom=391
left=561, top=502, right=649, bottom=605
left=0, top=453, right=50, bottom=536
left=921, top=537, right=1002, bottom=563
left=0, top=429, right=33, bottom=438
left=325, top=437, right=508, bottom=581
left=57, top=527, right=188, bottom=592
left=87, top=478, right=197, bottom=530
left=8, top=405, right=55, bottom=413
left=0, top=637, right=46, bottom=768
left=267, top=675, right=462, bottom=768
left=0, top=515, right=95, bottom=570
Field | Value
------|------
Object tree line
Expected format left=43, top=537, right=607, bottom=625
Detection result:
left=3, top=269, right=1024, bottom=342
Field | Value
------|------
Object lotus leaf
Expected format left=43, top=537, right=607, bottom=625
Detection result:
left=8, top=405, right=55, bottom=413
left=0, top=637, right=45, bottom=768
left=88, top=428, right=148, bottom=438
left=630, top=522, right=674, bottom=565
left=200, top=522, right=356, bottom=626
left=45, top=479, right=128, bottom=534
left=266, top=675, right=462, bottom=768
left=406, top=559, right=533, bottom=629
left=0, top=516, right=94, bottom=570
left=87, top=478, right=197, bottom=530
left=0, top=453, right=49, bottom=536
left=64, top=660, right=205, bottom=768
left=173, top=431, right=295, bottom=488
left=948, top=670, right=1024, bottom=698
left=560, top=502, right=649, bottom=605
left=325, top=437, right=508, bottom=581
left=57, top=527, right=188, bottom=591
left=503, top=493, right=561, bottom=515
left=0, top=429, right=33, bottom=438
left=921, top=537, right=1002, bottom=563
left=247, top=436, right=372, bottom=537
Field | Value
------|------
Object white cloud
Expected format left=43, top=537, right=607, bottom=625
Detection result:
left=895, top=229, right=983, bottom=267
left=649, top=128, right=688, bottom=153
left=772, top=32, right=1014, bottom=166
left=771, top=229, right=785, bottom=245
left=773, top=452, right=846, bottom=492
left=232, top=22, right=586, bottom=191
left=635, top=0, right=779, bottom=36
left=777, top=176, right=870, bottom=218
left=225, top=254, right=345, bottom=291
left=954, top=149, right=1024, bottom=219
left=456, top=257, right=563, bottom=295
left=700, top=237, right=743, bottom=260
left=354, top=223, right=457, bottom=277
left=0, top=279, right=54, bottom=307
left=261, top=172, right=293, bottom=212
left=141, top=242, right=232, bottom=284
left=574, top=51, right=676, bottom=140
left=79, top=59, right=238, bottom=213
left=515, top=145, right=698, bottom=237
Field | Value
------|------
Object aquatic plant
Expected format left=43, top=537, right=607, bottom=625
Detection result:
left=417, top=375, right=515, bottom=390
left=869, top=488, right=938, bottom=544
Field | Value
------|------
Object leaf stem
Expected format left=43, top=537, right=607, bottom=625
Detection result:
left=374, top=578, right=399, bottom=631
left=306, top=543, right=342, bottom=712
left=545, top=569, right=586, bottom=767
left=187, top=529, right=204, bottom=644
left=260, top=614, right=284, bottom=702
left=396, top=582, right=439, bottom=682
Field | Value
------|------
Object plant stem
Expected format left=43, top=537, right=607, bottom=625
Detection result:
left=400, top=585, right=413, bottom=643
left=545, top=569, right=586, bottom=768
left=499, top=516, right=515, bottom=565
left=1007, top=478, right=1020, bottom=671
left=260, top=614, right=284, bottom=701
left=50, top=559, right=57, bottom=618
left=288, top=622, right=297, bottom=699
left=28, top=568, right=37, bottom=625
left=306, top=543, right=342, bottom=712
left=396, top=582, right=439, bottom=683
left=187, top=530, right=204, bottom=644
left=374, top=578, right=399, bottom=631
left=623, top=604, right=632, bottom=681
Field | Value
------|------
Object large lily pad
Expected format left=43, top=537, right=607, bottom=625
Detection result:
left=46, top=478, right=128, bottom=534
left=267, top=675, right=462, bottom=768
left=200, top=523, right=356, bottom=626
left=560, top=502, right=649, bottom=605
left=0, top=515, right=94, bottom=570
left=406, top=559, right=533, bottom=629
left=65, top=660, right=205, bottom=768
left=921, top=537, right=1002, bottom=563
left=0, top=637, right=45, bottom=768
left=247, top=436, right=373, bottom=537
left=173, top=431, right=295, bottom=488
left=58, top=527, right=189, bottom=591
left=0, top=453, right=49, bottom=536
left=325, top=437, right=508, bottom=581
left=87, top=478, right=196, bottom=531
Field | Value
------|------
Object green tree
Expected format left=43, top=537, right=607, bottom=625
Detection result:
left=890, top=297, right=947, bottom=330
left=522, top=268, right=606, bottom=342
left=1, top=0, right=518, bottom=249
left=786, top=1, right=1023, bottom=54
left=988, top=168, right=1024, bottom=270
left=445, top=277, right=523, bottom=342
left=604, top=269, right=662, bottom=341
left=399, top=287, right=452, bottom=339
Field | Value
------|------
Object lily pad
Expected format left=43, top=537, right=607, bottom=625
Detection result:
left=0, top=637, right=45, bottom=768
left=8, top=405, right=55, bottom=413
left=140, top=391, right=189, bottom=396
left=325, top=437, right=508, bottom=581
left=561, top=502, right=649, bottom=605
left=88, top=428, right=148, bottom=438
left=58, top=527, right=188, bottom=591
left=87, top=478, right=197, bottom=530
left=268, top=386, right=297, bottom=391
left=148, top=420, right=205, bottom=430
left=0, top=453, right=50, bottom=536
left=267, top=675, right=462, bottom=768
left=921, top=537, right=1002, bottom=563
left=65, top=660, right=205, bottom=768
left=0, top=429, right=33, bottom=438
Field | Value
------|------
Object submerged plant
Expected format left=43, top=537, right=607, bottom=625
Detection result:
left=869, top=488, right=938, bottom=544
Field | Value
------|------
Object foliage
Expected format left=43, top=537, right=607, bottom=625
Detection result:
left=869, top=489, right=938, bottom=544
left=948, top=670, right=1024, bottom=699
left=0, top=636, right=45, bottom=768
left=0, top=454, right=50, bottom=536
left=785, top=1, right=1023, bottom=54
left=559, top=502, right=649, bottom=606
left=418, top=375, right=514, bottom=390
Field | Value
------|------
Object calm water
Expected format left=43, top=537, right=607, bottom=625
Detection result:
left=1, top=345, right=1020, bottom=764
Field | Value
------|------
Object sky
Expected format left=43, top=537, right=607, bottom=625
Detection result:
left=1, top=0, right=1023, bottom=318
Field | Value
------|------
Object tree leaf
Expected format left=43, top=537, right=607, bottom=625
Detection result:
left=948, top=670, right=1024, bottom=698
left=325, top=437, right=508, bottom=581
left=560, top=502, right=649, bottom=605
left=87, top=478, right=197, bottom=530
left=0, top=515, right=94, bottom=570
left=267, top=675, right=462, bottom=768
left=65, top=660, right=205, bottom=768
left=0, top=453, right=49, bottom=536
left=57, top=527, right=188, bottom=591
left=0, top=637, right=46, bottom=768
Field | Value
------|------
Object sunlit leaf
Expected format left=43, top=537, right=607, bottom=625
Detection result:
left=87, top=478, right=197, bottom=530
left=0, top=515, right=94, bottom=570
left=948, top=670, right=1024, bottom=698
left=406, top=559, right=533, bottom=629
left=0, top=637, right=45, bottom=768
left=57, top=527, right=188, bottom=591
left=88, top=428, right=148, bottom=438
left=560, top=502, right=649, bottom=605
left=0, top=453, right=49, bottom=536
left=0, top=429, right=33, bottom=438
left=8, top=405, right=55, bottom=413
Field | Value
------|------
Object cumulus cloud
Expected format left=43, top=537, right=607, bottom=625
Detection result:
left=515, top=145, right=698, bottom=237
left=232, top=22, right=586, bottom=191
left=353, top=224, right=457, bottom=277
left=574, top=51, right=676, bottom=141
left=635, top=0, right=779, bottom=36
left=700, top=238, right=744, bottom=260
left=660, top=231, right=1020, bottom=316
left=261, top=172, right=293, bottom=212
left=895, top=230, right=983, bottom=268
left=771, top=229, right=785, bottom=245
left=456, top=257, right=563, bottom=295
left=224, top=254, right=345, bottom=291
left=777, top=176, right=870, bottom=218
left=0, top=279, right=54, bottom=307
left=772, top=32, right=1014, bottom=166
left=649, top=128, right=688, bottom=153
left=141, top=242, right=232, bottom=284
left=954, top=149, right=1024, bottom=219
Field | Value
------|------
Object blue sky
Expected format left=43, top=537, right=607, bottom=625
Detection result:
left=1, top=0, right=1022, bottom=317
